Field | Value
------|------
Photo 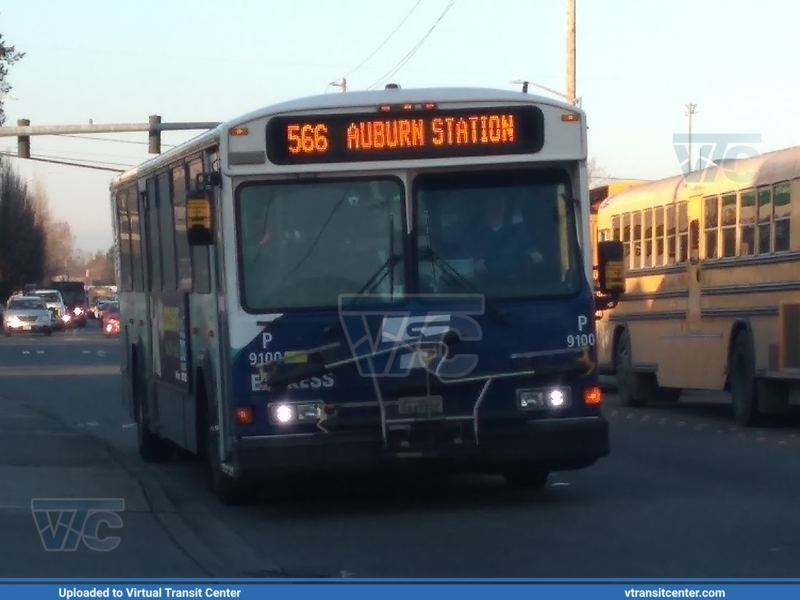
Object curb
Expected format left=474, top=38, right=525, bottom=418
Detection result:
left=3, top=395, right=282, bottom=578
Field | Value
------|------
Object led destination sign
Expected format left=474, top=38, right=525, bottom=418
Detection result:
left=265, top=105, right=545, bottom=165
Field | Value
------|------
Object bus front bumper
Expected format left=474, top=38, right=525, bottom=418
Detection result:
left=233, top=415, right=609, bottom=477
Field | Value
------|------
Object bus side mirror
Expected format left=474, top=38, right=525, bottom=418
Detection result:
left=596, top=240, right=625, bottom=295
left=186, top=188, right=214, bottom=247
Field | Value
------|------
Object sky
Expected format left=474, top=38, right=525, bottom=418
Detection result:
left=1, top=0, right=799, bottom=254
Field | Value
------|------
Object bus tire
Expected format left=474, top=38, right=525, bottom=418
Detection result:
left=502, top=466, right=549, bottom=491
left=730, top=332, right=761, bottom=427
left=198, top=378, right=252, bottom=506
left=134, top=363, right=173, bottom=463
left=615, top=329, right=646, bottom=407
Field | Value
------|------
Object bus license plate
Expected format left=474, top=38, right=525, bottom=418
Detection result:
left=22, top=325, right=31, bottom=331
left=397, top=395, right=444, bottom=417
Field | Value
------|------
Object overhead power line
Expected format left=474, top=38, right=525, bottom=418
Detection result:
left=54, top=133, right=177, bottom=149
left=368, top=0, right=455, bottom=90
left=341, top=0, right=423, bottom=80
left=0, top=151, right=130, bottom=173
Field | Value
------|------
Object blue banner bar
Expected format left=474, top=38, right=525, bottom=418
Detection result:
left=1, top=581, right=800, bottom=600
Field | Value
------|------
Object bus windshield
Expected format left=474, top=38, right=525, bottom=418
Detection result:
left=415, top=168, right=583, bottom=300
left=237, top=178, right=405, bottom=311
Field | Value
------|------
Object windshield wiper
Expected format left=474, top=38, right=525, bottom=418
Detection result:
left=418, top=247, right=509, bottom=326
left=341, top=212, right=401, bottom=311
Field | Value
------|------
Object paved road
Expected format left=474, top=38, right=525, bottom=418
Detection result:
left=2, top=324, right=800, bottom=578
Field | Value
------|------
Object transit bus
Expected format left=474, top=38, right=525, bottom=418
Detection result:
left=110, top=86, right=624, bottom=504
left=593, top=145, right=800, bottom=426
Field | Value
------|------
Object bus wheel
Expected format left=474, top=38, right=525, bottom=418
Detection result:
left=615, top=330, right=645, bottom=407
left=730, top=333, right=760, bottom=427
left=134, top=367, right=173, bottom=462
left=200, top=386, right=252, bottom=506
left=502, top=466, right=549, bottom=491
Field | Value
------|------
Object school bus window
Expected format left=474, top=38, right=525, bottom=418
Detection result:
left=654, top=206, right=665, bottom=266
left=599, top=228, right=611, bottom=241
left=773, top=181, right=791, bottom=252
left=739, top=189, right=756, bottom=256
left=632, top=211, right=642, bottom=269
left=666, top=204, right=676, bottom=264
left=721, top=193, right=737, bottom=258
left=704, top=196, right=719, bottom=259
left=612, top=215, right=620, bottom=241
left=643, top=208, right=653, bottom=267
left=622, top=212, right=631, bottom=267
left=678, top=202, right=689, bottom=263
left=757, top=185, right=772, bottom=254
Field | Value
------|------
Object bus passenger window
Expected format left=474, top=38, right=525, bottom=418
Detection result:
left=621, top=213, right=630, bottom=267
left=704, top=196, right=718, bottom=259
left=773, top=182, right=791, bottom=252
left=721, top=193, right=736, bottom=258
left=643, top=208, right=653, bottom=268
left=632, top=211, right=642, bottom=269
left=739, top=190, right=756, bottom=256
left=612, top=216, right=620, bottom=241
left=655, top=207, right=665, bottom=266
left=757, top=186, right=772, bottom=254
left=678, top=202, right=689, bottom=263
left=666, top=205, right=676, bottom=265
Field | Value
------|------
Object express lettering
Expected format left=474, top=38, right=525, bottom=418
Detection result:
left=250, top=374, right=334, bottom=392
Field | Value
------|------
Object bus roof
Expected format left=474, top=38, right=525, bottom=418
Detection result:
left=598, top=144, right=800, bottom=214
left=111, top=86, right=583, bottom=188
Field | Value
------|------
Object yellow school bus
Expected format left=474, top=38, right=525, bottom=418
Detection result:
left=594, top=145, right=800, bottom=426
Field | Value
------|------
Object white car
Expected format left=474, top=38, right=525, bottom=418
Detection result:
left=32, top=289, right=70, bottom=329
left=3, top=295, right=53, bottom=336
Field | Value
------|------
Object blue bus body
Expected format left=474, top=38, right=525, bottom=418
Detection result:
left=229, top=291, right=606, bottom=475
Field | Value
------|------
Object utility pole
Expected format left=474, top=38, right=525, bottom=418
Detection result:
left=330, top=78, right=346, bottom=92
left=566, top=0, right=576, bottom=105
left=685, top=103, right=698, bottom=170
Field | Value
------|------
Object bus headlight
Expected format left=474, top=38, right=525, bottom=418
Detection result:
left=517, top=387, right=571, bottom=410
left=268, top=402, right=325, bottom=425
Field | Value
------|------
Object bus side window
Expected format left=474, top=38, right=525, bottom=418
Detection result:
left=188, top=157, right=212, bottom=294
left=172, top=165, right=193, bottom=291
left=146, top=177, right=162, bottom=292
left=666, top=205, right=676, bottom=264
left=690, top=219, right=699, bottom=262
left=678, top=202, right=689, bottom=263
left=128, top=185, right=145, bottom=292
left=655, top=206, right=665, bottom=266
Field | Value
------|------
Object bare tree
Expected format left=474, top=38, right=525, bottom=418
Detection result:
left=28, top=178, right=76, bottom=281
left=588, top=157, right=610, bottom=188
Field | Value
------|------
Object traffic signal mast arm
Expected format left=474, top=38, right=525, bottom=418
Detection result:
left=0, top=115, right=222, bottom=158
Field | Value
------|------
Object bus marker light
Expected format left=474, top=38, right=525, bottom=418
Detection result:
left=236, top=406, right=255, bottom=424
left=584, top=386, right=602, bottom=405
